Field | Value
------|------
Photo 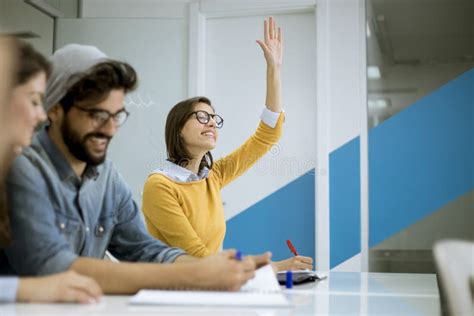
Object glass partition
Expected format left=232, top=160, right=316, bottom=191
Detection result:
left=367, top=0, right=474, bottom=273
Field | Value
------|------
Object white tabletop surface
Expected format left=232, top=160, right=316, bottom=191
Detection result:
left=1, top=271, right=441, bottom=316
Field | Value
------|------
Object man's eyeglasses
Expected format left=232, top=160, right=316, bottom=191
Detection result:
left=73, top=105, right=130, bottom=128
left=189, top=110, right=224, bottom=129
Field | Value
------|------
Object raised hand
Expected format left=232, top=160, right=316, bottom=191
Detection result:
left=256, top=16, right=283, bottom=67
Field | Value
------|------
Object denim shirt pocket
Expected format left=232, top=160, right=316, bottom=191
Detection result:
left=54, top=211, right=83, bottom=252
left=93, top=215, right=116, bottom=258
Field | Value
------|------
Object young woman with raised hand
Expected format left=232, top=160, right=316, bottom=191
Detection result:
left=142, top=17, right=313, bottom=272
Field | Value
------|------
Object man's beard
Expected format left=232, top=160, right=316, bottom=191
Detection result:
left=61, top=117, right=111, bottom=166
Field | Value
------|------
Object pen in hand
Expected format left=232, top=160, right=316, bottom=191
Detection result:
left=286, top=239, right=299, bottom=256
left=286, top=240, right=314, bottom=271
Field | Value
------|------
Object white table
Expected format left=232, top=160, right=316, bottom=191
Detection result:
left=1, top=272, right=441, bottom=315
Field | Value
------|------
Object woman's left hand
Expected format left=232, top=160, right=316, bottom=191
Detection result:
left=256, top=16, right=283, bottom=67
left=273, top=256, right=313, bottom=271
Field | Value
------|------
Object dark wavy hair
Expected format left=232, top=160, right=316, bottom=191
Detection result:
left=14, top=40, right=51, bottom=86
left=59, top=60, right=137, bottom=112
left=0, top=180, right=10, bottom=248
left=0, top=39, right=51, bottom=248
left=165, top=96, right=214, bottom=172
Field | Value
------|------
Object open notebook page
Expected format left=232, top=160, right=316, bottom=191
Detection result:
left=240, top=264, right=282, bottom=293
left=129, top=264, right=289, bottom=307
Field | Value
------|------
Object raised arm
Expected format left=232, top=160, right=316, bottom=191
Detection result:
left=256, top=19, right=314, bottom=272
left=212, top=17, right=285, bottom=188
left=256, top=16, right=283, bottom=113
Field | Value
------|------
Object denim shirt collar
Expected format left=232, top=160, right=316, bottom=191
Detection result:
left=37, top=127, right=99, bottom=183
left=150, top=160, right=209, bottom=183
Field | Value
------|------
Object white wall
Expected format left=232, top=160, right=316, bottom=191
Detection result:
left=205, top=13, right=317, bottom=220
left=0, top=0, right=54, bottom=56
left=55, top=18, right=188, bottom=206
left=324, top=1, right=367, bottom=153
left=44, top=0, right=79, bottom=17
left=80, top=0, right=190, bottom=18
left=56, top=1, right=317, bottom=215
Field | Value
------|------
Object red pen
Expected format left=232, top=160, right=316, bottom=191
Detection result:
left=286, top=239, right=299, bottom=256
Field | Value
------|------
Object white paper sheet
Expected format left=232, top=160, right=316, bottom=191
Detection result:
left=129, top=264, right=289, bottom=307
left=241, top=264, right=281, bottom=293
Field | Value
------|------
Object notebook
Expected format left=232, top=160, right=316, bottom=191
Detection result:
left=276, top=270, right=327, bottom=285
left=129, top=264, right=290, bottom=307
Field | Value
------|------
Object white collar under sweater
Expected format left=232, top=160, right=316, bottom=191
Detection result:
left=150, top=107, right=282, bottom=183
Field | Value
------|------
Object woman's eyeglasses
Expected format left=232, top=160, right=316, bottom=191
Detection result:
left=189, top=110, right=224, bottom=129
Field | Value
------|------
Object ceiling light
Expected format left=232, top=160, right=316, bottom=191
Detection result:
left=368, top=98, right=391, bottom=109
left=367, top=66, right=381, bottom=79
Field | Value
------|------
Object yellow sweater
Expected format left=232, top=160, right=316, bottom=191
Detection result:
left=142, top=113, right=284, bottom=257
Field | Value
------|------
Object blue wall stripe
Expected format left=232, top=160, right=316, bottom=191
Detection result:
left=224, top=170, right=315, bottom=261
left=329, top=137, right=361, bottom=268
left=369, top=68, right=474, bottom=248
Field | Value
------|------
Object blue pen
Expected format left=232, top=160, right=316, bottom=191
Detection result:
left=235, top=250, right=242, bottom=261
left=286, top=270, right=293, bottom=289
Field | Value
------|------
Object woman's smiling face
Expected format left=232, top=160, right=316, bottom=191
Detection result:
left=180, top=102, right=220, bottom=156
left=8, top=71, right=47, bottom=152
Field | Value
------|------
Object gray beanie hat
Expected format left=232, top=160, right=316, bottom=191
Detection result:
left=44, top=44, right=108, bottom=112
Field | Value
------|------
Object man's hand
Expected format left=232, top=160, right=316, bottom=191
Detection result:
left=190, top=249, right=256, bottom=291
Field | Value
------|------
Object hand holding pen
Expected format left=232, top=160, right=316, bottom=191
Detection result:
left=193, top=249, right=257, bottom=291
left=287, top=240, right=299, bottom=256
left=272, top=240, right=314, bottom=272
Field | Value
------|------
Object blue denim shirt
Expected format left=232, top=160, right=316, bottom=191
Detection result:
left=0, top=128, right=185, bottom=276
